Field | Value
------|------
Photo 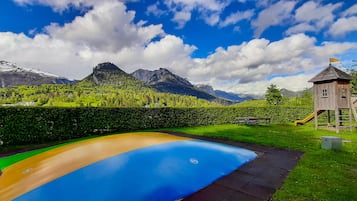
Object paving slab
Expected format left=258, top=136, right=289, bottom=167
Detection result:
left=162, top=131, right=304, bottom=201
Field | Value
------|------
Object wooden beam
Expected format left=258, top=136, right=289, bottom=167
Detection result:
left=335, top=109, right=339, bottom=133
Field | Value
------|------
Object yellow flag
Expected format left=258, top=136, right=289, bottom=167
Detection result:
left=329, top=58, right=339, bottom=63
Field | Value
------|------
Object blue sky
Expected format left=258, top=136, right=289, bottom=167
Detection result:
left=1, top=0, right=357, bottom=95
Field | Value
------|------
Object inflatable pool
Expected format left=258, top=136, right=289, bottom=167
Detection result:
left=0, top=132, right=256, bottom=201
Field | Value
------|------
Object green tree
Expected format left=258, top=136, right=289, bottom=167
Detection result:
left=349, top=69, right=357, bottom=94
left=301, top=88, right=313, bottom=105
left=265, top=84, right=283, bottom=105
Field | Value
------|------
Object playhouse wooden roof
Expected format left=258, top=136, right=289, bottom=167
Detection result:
left=309, top=64, right=352, bottom=83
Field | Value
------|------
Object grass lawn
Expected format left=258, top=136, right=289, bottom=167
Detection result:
left=165, top=124, right=357, bottom=201
left=1, top=124, right=356, bottom=200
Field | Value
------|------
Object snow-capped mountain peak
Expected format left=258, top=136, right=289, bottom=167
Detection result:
left=0, top=60, right=21, bottom=72
left=0, top=60, right=59, bottom=77
left=0, top=60, right=75, bottom=88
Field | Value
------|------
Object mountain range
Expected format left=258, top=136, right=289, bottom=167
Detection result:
left=0, top=61, right=74, bottom=88
left=131, top=68, right=221, bottom=101
left=0, top=61, right=252, bottom=103
left=195, top=84, right=254, bottom=102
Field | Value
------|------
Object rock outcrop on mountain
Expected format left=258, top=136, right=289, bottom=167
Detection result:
left=81, top=62, right=149, bottom=91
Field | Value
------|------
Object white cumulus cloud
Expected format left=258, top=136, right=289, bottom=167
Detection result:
left=286, top=23, right=316, bottom=35
left=218, top=73, right=314, bottom=96
left=328, top=16, right=357, bottom=37
left=163, top=0, right=231, bottom=28
left=183, top=34, right=357, bottom=95
left=219, top=10, right=254, bottom=27
left=0, top=1, right=195, bottom=79
left=252, top=0, right=297, bottom=38
left=287, top=1, right=343, bottom=35
left=13, top=0, right=107, bottom=12
left=44, top=1, right=164, bottom=52
left=342, top=4, right=357, bottom=17
left=146, top=2, right=166, bottom=17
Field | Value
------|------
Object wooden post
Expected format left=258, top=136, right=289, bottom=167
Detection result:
left=349, top=108, right=353, bottom=131
left=327, top=110, right=331, bottom=127
left=335, top=109, right=340, bottom=133
left=314, top=110, right=318, bottom=130
left=339, top=110, right=343, bottom=126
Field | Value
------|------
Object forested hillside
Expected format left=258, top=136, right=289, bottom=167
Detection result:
left=0, top=81, right=220, bottom=107
left=0, top=62, right=225, bottom=107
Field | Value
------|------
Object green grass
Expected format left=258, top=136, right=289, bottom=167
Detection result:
left=233, top=96, right=313, bottom=108
left=165, top=124, right=357, bottom=201
left=232, top=99, right=271, bottom=107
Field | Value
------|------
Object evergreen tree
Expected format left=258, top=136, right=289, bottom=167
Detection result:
left=265, top=84, right=283, bottom=105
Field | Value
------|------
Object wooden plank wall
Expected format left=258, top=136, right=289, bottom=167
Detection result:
left=314, top=81, right=351, bottom=110
left=314, top=82, right=336, bottom=110
left=336, top=81, right=351, bottom=109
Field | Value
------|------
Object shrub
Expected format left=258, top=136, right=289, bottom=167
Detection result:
left=0, top=106, right=312, bottom=146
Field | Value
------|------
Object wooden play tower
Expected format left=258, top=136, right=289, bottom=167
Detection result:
left=309, top=64, right=353, bottom=133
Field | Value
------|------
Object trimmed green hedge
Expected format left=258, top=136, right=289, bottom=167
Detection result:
left=0, top=107, right=312, bottom=146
